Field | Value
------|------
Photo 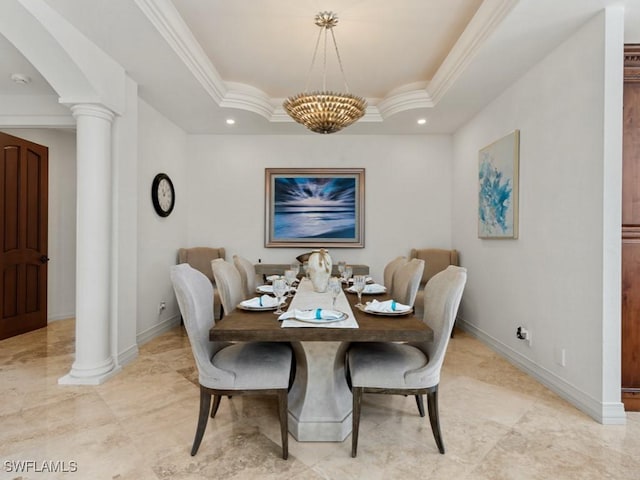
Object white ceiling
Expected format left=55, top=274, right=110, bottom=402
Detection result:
left=2, top=0, right=640, bottom=134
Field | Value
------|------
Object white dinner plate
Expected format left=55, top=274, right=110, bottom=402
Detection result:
left=346, top=285, right=386, bottom=295
left=237, top=303, right=279, bottom=311
left=356, top=304, right=413, bottom=316
left=285, top=310, right=348, bottom=324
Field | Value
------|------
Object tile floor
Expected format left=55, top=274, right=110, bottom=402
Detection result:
left=1, top=319, right=638, bottom=480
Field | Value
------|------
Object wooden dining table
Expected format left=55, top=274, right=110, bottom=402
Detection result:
left=210, top=278, right=432, bottom=442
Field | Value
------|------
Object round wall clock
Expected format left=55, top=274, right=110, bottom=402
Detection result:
left=151, top=173, right=175, bottom=217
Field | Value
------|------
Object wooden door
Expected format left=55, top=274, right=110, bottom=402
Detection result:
left=0, top=132, right=49, bottom=340
left=622, top=45, right=640, bottom=410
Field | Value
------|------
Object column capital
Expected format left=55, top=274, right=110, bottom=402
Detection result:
left=70, top=103, right=115, bottom=123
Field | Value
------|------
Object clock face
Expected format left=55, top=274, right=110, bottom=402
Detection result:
left=151, top=173, right=175, bottom=217
left=157, top=179, right=173, bottom=210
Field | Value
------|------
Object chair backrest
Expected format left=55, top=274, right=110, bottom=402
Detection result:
left=423, top=266, right=467, bottom=372
left=233, top=254, right=258, bottom=298
left=177, top=247, right=226, bottom=284
left=170, top=264, right=229, bottom=377
left=383, top=256, right=408, bottom=292
left=409, top=248, right=459, bottom=286
left=211, top=258, right=245, bottom=315
left=390, top=258, right=424, bottom=306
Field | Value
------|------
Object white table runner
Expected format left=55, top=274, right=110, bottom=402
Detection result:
left=280, top=278, right=359, bottom=328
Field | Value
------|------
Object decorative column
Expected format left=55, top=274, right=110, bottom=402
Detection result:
left=59, top=104, right=121, bottom=385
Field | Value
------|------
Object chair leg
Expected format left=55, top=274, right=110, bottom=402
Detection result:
left=277, top=390, right=289, bottom=460
left=427, top=387, right=445, bottom=454
left=352, top=387, right=363, bottom=457
left=210, top=394, right=222, bottom=418
left=415, top=394, right=425, bottom=417
left=191, top=387, right=212, bottom=456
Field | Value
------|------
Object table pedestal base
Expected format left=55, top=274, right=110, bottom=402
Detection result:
left=288, top=341, right=352, bottom=442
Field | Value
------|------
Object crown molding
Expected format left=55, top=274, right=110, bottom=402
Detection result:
left=377, top=89, right=433, bottom=118
left=624, top=44, right=640, bottom=82
left=428, top=0, right=518, bottom=104
left=136, top=0, right=514, bottom=122
left=134, top=0, right=228, bottom=103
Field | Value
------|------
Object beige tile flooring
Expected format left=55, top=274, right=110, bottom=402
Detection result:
left=1, top=319, right=639, bottom=480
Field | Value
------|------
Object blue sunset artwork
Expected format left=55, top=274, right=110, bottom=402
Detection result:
left=478, top=131, right=518, bottom=238
left=273, top=176, right=357, bottom=240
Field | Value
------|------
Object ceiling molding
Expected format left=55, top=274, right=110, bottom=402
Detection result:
left=134, top=0, right=228, bottom=103
left=136, top=0, right=516, bottom=123
left=377, top=89, right=434, bottom=118
left=428, top=0, right=519, bottom=104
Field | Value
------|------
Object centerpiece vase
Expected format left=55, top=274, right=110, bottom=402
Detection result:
left=307, top=249, right=332, bottom=293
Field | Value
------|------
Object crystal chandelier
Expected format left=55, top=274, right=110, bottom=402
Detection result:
left=283, top=12, right=367, bottom=134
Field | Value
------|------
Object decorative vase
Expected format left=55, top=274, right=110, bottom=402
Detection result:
left=307, top=249, right=332, bottom=293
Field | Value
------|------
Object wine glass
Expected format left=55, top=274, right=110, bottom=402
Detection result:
left=337, top=261, right=346, bottom=276
left=328, top=277, right=342, bottom=309
left=272, top=278, right=287, bottom=315
left=342, top=265, right=353, bottom=284
left=290, top=262, right=300, bottom=282
left=284, top=269, right=297, bottom=297
left=353, top=275, right=366, bottom=307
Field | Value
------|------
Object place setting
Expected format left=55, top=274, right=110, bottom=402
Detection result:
left=356, top=299, right=413, bottom=316
left=237, top=294, right=287, bottom=311
left=277, top=274, right=359, bottom=329
left=238, top=277, right=289, bottom=312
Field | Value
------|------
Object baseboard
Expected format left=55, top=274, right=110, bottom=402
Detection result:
left=458, top=319, right=626, bottom=425
left=117, top=343, right=139, bottom=367
left=48, top=312, right=75, bottom=322
left=136, top=314, right=181, bottom=346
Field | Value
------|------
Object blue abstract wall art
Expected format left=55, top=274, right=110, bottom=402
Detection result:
left=478, top=130, right=519, bottom=239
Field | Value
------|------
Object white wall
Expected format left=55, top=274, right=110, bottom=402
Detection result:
left=452, top=9, right=624, bottom=423
left=136, top=99, right=188, bottom=342
left=1, top=127, right=76, bottom=322
left=186, top=134, right=453, bottom=279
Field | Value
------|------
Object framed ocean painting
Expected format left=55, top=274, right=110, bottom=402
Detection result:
left=478, top=130, right=520, bottom=239
left=265, top=168, right=365, bottom=248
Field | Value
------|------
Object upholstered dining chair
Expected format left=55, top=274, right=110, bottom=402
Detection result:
left=409, top=248, right=459, bottom=320
left=211, top=258, right=245, bottom=316
left=177, top=247, right=226, bottom=320
left=233, top=254, right=260, bottom=298
left=170, top=263, right=294, bottom=459
left=383, top=256, right=408, bottom=293
left=390, top=258, right=425, bottom=307
left=347, top=265, right=467, bottom=457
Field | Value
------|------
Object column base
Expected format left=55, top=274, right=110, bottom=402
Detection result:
left=288, top=411, right=351, bottom=442
left=58, top=365, right=122, bottom=386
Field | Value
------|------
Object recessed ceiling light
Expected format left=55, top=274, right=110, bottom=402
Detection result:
left=417, top=118, right=427, bottom=125
left=10, top=73, right=31, bottom=85
left=226, top=118, right=235, bottom=125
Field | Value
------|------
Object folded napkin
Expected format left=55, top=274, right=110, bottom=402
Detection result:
left=347, top=283, right=386, bottom=294
left=364, top=299, right=411, bottom=313
left=278, top=309, right=344, bottom=322
left=240, top=295, right=281, bottom=308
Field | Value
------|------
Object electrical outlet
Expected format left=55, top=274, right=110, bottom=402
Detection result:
left=516, top=326, right=532, bottom=346
left=158, top=301, right=166, bottom=314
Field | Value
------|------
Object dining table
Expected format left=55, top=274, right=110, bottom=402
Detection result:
left=209, top=277, right=432, bottom=442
